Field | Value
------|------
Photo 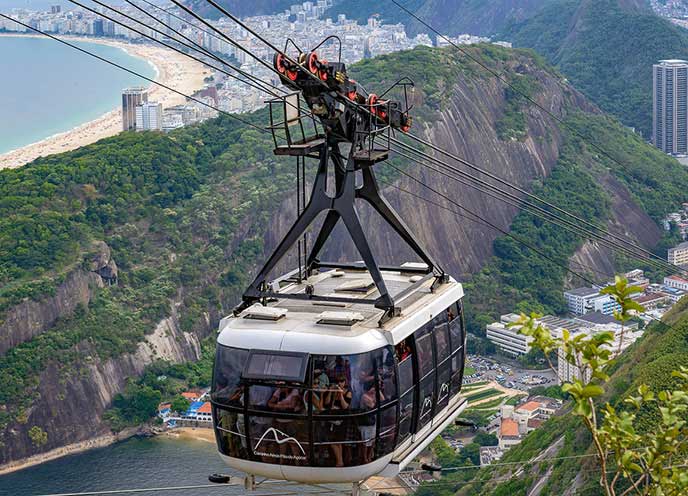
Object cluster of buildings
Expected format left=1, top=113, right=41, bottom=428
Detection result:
left=485, top=269, right=686, bottom=384
left=157, top=389, right=213, bottom=427
left=478, top=395, right=562, bottom=465
left=3, top=2, right=512, bottom=117
left=121, top=86, right=216, bottom=132
left=651, top=0, right=688, bottom=19
left=663, top=203, right=688, bottom=240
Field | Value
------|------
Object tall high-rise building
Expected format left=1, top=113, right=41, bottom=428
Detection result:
left=122, top=87, right=148, bottom=131
left=653, top=59, right=688, bottom=155
left=135, top=102, right=163, bottom=131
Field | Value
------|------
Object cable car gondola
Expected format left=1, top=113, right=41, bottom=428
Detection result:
left=210, top=40, right=468, bottom=484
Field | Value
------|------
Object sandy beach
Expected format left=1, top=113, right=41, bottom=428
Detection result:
left=165, top=426, right=216, bottom=444
left=0, top=34, right=209, bottom=169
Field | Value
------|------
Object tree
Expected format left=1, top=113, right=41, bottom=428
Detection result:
left=515, top=276, right=688, bottom=496
left=171, top=395, right=191, bottom=414
left=28, top=426, right=48, bottom=447
left=473, top=432, right=498, bottom=447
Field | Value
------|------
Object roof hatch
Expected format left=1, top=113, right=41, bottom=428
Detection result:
left=242, top=304, right=288, bottom=321
left=317, top=311, right=365, bottom=326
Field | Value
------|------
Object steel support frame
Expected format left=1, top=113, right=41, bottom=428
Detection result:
left=240, top=139, right=443, bottom=314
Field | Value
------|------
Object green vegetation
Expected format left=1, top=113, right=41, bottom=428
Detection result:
left=464, top=110, right=688, bottom=341
left=466, top=395, right=506, bottom=410
left=464, top=366, right=477, bottom=376
left=104, top=338, right=215, bottom=430
left=326, top=0, right=546, bottom=37
left=27, top=426, right=48, bottom=448
left=515, top=279, right=688, bottom=495
left=0, top=109, right=295, bottom=430
left=466, top=388, right=503, bottom=402
left=445, top=281, right=688, bottom=495
left=503, top=0, right=688, bottom=137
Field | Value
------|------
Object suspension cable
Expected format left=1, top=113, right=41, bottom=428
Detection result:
left=389, top=142, right=682, bottom=276
left=0, top=14, right=271, bottom=135
left=188, top=0, right=677, bottom=274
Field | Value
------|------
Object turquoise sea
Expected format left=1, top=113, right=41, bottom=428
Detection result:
left=0, top=36, right=156, bottom=155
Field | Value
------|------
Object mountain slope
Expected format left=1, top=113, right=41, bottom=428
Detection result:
left=502, top=0, right=688, bottom=137
left=2, top=44, right=688, bottom=469
left=434, top=298, right=688, bottom=496
left=326, top=0, right=547, bottom=36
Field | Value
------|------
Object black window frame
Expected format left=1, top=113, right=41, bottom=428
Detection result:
left=242, top=349, right=310, bottom=383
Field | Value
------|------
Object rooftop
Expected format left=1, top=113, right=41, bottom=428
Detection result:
left=516, top=401, right=541, bottom=412
left=564, top=287, right=599, bottom=298
left=500, top=418, right=520, bottom=438
left=669, top=241, right=688, bottom=251
left=218, top=266, right=463, bottom=355
left=197, top=402, right=212, bottom=414
left=658, top=59, right=688, bottom=66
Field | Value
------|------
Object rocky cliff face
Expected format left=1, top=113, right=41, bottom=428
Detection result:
left=0, top=242, right=118, bottom=356
left=264, top=54, right=647, bottom=282
left=0, top=308, right=201, bottom=468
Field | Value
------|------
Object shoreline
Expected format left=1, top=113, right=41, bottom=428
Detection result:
left=0, top=427, right=140, bottom=476
left=0, top=33, right=209, bottom=169
left=0, top=426, right=214, bottom=476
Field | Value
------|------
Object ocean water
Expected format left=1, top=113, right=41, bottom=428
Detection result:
left=0, top=435, right=341, bottom=496
left=0, top=436, right=236, bottom=496
left=0, top=36, right=156, bottom=155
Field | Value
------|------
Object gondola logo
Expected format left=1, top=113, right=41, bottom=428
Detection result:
left=254, top=427, right=306, bottom=457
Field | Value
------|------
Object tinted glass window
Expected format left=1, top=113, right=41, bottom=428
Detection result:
left=418, top=374, right=435, bottom=428
left=437, top=361, right=451, bottom=411
left=434, top=321, right=451, bottom=364
left=375, top=346, right=397, bottom=404
left=214, top=408, right=249, bottom=459
left=398, top=355, right=414, bottom=395
left=451, top=349, right=465, bottom=394
left=248, top=415, right=310, bottom=466
left=377, top=405, right=397, bottom=457
left=398, top=389, right=414, bottom=444
left=416, top=332, right=434, bottom=379
left=448, top=302, right=464, bottom=354
left=248, top=386, right=307, bottom=415
left=311, top=352, right=377, bottom=414
left=313, top=417, right=374, bottom=467
left=212, top=346, right=248, bottom=407
left=244, top=352, right=308, bottom=382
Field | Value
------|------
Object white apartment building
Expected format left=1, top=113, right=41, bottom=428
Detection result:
left=135, top=102, right=163, bottom=131
left=485, top=314, right=533, bottom=356
left=564, top=287, right=621, bottom=316
left=668, top=241, right=688, bottom=266
left=664, top=275, right=688, bottom=291
left=556, top=325, right=643, bottom=384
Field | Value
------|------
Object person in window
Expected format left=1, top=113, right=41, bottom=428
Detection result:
left=268, top=387, right=305, bottom=462
left=330, top=356, right=351, bottom=385
left=304, top=375, right=328, bottom=414
left=358, top=382, right=383, bottom=463
left=396, top=340, right=412, bottom=362
left=268, top=387, right=303, bottom=413
left=327, top=375, right=352, bottom=467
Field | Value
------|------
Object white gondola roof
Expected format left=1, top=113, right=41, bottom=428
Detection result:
left=218, top=267, right=464, bottom=355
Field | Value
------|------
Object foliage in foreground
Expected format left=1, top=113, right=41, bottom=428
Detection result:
left=516, top=277, right=688, bottom=495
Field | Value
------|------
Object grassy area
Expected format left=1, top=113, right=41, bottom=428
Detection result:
left=462, top=380, right=489, bottom=390
left=466, top=388, right=503, bottom=403
left=505, top=394, right=528, bottom=406
left=469, top=395, right=508, bottom=410
left=464, top=366, right=477, bottom=376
